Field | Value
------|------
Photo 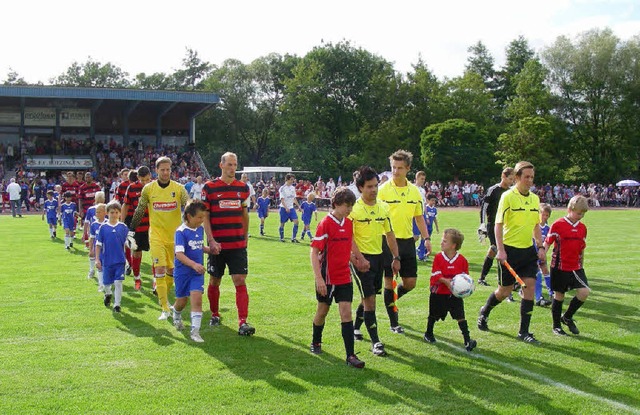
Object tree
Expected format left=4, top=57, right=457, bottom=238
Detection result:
left=132, top=72, right=172, bottom=90
left=50, top=57, right=130, bottom=88
left=420, top=119, right=495, bottom=183
left=170, top=48, right=213, bottom=90
left=495, top=36, right=535, bottom=107
left=465, top=41, right=496, bottom=89
left=542, top=28, right=634, bottom=182
left=3, top=68, right=28, bottom=85
left=278, top=41, right=399, bottom=177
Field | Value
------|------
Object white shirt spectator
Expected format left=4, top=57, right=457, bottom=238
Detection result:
left=347, top=182, right=361, bottom=199
left=190, top=182, right=204, bottom=200
left=326, top=179, right=336, bottom=196
left=7, top=179, right=21, bottom=201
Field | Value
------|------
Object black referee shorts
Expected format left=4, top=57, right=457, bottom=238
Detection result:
left=498, top=245, right=538, bottom=286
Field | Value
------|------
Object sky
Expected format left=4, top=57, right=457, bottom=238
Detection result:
left=1, top=0, right=638, bottom=84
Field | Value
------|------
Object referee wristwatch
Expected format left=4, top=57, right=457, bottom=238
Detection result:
left=393, top=256, right=401, bottom=261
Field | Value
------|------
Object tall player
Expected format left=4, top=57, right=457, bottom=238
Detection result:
left=122, top=166, right=152, bottom=291
left=477, top=167, right=515, bottom=286
left=202, top=152, right=255, bottom=336
left=377, top=150, right=431, bottom=334
left=129, top=157, right=188, bottom=320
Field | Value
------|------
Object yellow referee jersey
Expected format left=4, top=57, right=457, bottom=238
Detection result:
left=136, top=180, right=188, bottom=243
left=377, top=180, right=423, bottom=239
left=495, top=187, right=540, bottom=248
left=349, top=199, right=392, bottom=255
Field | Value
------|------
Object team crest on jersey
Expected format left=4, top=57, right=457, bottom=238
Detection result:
left=153, top=201, right=178, bottom=211
left=171, top=192, right=176, bottom=197
left=219, top=200, right=242, bottom=209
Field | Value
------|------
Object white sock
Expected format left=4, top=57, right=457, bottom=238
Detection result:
left=97, top=271, right=104, bottom=288
left=114, top=280, right=123, bottom=306
left=64, top=236, right=69, bottom=247
left=191, top=312, right=203, bottom=332
left=89, top=258, right=95, bottom=275
left=173, top=307, right=182, bottom=321
left=49, top=227, right=53, bottom=237
left=104, top=284, right=113, bottom=295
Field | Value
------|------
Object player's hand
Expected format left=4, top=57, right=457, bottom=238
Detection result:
left=496, top=249, right=507, bottom=263
left=355, top=256, right=370, bottom=273
left=424, top=239, right=432, bottom=254
left=96, top=260, right=102, bottom=271
left=192, top=263, right=206, bottom=274
left=126, top=231, right=138, bottom=251
left=315, top=277, right=327, bottom=297
left=208, top=239, right=221, bottom=255
left=391, top=258, right=401, bottom=274
left=537, top=248, right=546, bottom=261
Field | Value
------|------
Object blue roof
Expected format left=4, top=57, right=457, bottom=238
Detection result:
left=0, top=85, right=219, bottom=104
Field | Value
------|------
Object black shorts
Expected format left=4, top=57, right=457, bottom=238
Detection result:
left=383, top=238, right=418, bottom=279
left=487, top=223, right=497, bottom=246
left=551, top=268, right=589, bottom=293
left=498, top=245, right=538, bottom=286
left=124, top=217, right=132, bottom=228
left=316, top=282, right=353, bottom=305
left=429, top=293, right=465, bottom=321
left=353, top=254, right=383, bottom=298
left=207, top=248, right=248, bottom=277
left=134, top=231, right=150, bottom=252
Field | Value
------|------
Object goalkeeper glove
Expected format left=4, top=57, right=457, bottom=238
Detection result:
left=126, top=231, right=138, bottom=251
left=477, top=223, right=487, bottom=243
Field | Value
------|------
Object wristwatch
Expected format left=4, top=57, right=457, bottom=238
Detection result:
left=393, top=256, right=401, bottom=261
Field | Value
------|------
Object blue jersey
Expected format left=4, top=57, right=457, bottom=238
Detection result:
left=96, top=222, right=128, bottom=266
left=300, top=201, right=317, bottom=224
left=90, top=218, right=106, bottom=250
left=85, top=205, right=96, bottom=225
left=426, top=205, right=438, bottom=233
left=61, top=202, right=77, bottom=229
left=533, top=223, right=550, bottom=249
left=174, top=224, right=205, bottom=279
left=44, top=199, right=58, bottom=221
left=257, top=197, right=271, bottom=218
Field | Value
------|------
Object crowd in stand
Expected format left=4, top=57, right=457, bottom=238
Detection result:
left=2, top=141, right=639, bottom=211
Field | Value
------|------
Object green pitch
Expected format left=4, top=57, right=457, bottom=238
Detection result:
left=0, top=208, right=639, bottom=415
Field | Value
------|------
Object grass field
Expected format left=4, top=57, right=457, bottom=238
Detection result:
left=0, top=208, right=639, bottom=415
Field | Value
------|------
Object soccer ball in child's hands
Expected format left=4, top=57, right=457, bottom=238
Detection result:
left=451, top=273, right=475, bottom=298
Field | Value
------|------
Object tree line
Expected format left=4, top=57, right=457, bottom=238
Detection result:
left=4, top=28, right=639, bottom=185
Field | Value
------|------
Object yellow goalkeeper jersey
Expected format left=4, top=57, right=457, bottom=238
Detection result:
left=133, top=180, right=188, bottom=242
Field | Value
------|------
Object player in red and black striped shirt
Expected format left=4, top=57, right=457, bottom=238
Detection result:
left=115, top=168, right=131, bottom=204
left=202, top=152, right=254, bottom=336
left=61, top=171, right=80, bottom=205
left=122, top=166, right=153, bottom=290
left=79, top=172, right=102, bottom=218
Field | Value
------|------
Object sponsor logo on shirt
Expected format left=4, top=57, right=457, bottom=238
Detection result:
left=153, top=201, right=178, bottom=211
left=219, top=200, right=242, bottom=209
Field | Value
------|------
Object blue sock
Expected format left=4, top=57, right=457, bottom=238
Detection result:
left=279, top=227, right=284, bottom=240
left=292, top=224, right=298, bottom=240
left=307, top=230, right=313, bottom=239
left=417, top=239, right=426, bottom=260
left=544, top=275, right=553, bottom=296
left=535, top=270, right=543, bottom=300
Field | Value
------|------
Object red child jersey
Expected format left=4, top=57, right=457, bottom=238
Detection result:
left=79, top=182, right=101, bottom=215
left=546, top=217, right=587, bottom=271
left=430, top=252, right=469, bottom=295
left=202, top=178, right=250, bottom=250
left=311, top=213, right=353, bottom=286
left=124, top=181, right=150, bottom=232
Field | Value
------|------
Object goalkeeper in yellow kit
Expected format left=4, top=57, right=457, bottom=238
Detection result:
left=130, top=156, right=189, bottom=320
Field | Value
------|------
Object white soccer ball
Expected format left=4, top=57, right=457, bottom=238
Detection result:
left=451, top=273, right=475, bottom=299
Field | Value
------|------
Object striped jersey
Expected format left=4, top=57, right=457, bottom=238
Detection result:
left=124, top=181, right=150, bottom=232
left=202, top=178, right=250, bottom=250
left=79, top=182, right=101, bottom=215
left=116, top=180, right=130, bottom=203
left=61, top=181, right=80, bottom=204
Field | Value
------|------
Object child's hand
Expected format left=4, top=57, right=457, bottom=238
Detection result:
left=96, top=260, right=102, bottom=271
left=315, top=277, right=327, bottom=297
left=192, top=263, right=205, bottom=275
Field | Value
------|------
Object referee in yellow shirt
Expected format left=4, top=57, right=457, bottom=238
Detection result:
left=350, top=166, right=400, bottom=357
left=477, top=161, right=546, bottom=344
left=130, top=156, right=189, bottom=320
left=378, top=150, right=431, bottom=334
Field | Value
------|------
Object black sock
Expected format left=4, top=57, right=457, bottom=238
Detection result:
left=481, top=292, right=502, bottom=317
left=364, top=310, right=380, bottom=344
left=354, top=304, right=364, bottom=330
left=426, top=316, right=436, bottom=335
left=384, top=288, right=399, bottom=327
left=564, top=297, right=585, bottom=319
left=552, top=299, right=563, bottom=328
left=397, top=284, right=409, bottom=299
left=458, top=320, right=470, bottom=343
left=312, top=323, right=324, bottom=344
left=480, top=256, right=494, bottom=279
left=341, top=321, right=355, bottom=357
left=519, top=299, right=535, bottom=334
